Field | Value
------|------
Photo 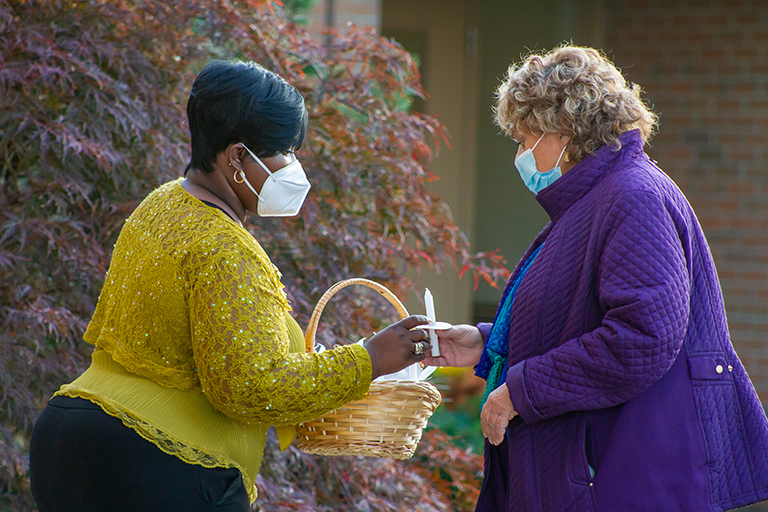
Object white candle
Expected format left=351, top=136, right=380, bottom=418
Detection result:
left=424, top=288, right=440, bottom=357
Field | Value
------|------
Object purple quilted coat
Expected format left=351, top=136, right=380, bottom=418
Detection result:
left=475, top=130, right=768, bottom=512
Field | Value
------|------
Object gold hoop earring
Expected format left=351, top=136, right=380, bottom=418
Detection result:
left=233, top=169, right=245, bottom=183
left=564, top=153, right=570, bottom=163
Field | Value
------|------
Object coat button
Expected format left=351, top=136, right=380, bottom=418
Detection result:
left=716, top=364, right=724, bottom=374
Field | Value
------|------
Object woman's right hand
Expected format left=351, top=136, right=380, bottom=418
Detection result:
left=364, top=315, right=432, bottom=380
left=421, top=324, right=484, bottom=368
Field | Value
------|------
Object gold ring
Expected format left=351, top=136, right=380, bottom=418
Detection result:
left=413, top=341, right=425, bottom=355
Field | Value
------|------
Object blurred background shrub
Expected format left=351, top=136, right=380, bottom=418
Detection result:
left=0, top=0, right=505, bottom=509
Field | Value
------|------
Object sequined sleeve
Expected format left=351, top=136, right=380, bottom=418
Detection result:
left=185, top=233, right=372, bottom=425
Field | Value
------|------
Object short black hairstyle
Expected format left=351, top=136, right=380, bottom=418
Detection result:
left=185, top=60, right=308, bottom=174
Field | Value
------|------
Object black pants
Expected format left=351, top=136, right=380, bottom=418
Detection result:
left=30, top=396, right=249, bottom=512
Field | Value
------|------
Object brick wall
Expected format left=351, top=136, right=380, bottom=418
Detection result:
left=606, top=0, right=768, bottom=400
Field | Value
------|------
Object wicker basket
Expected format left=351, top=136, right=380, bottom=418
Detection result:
left=296, top=278, right=442, bottom=459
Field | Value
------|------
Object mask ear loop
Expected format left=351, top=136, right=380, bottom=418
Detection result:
left=530, top=132, right=546, bottom=151
left=531, top=134, right=566, bottom=169
left=239, top=143, right=274, bottom=176
left=234, top=143, right=274, bottom=200
left=232, top=164, right=264, bottom=199
left=555, top=145, right=567, bottom=168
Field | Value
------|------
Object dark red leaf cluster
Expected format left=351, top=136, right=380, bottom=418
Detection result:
left=252, top=427, right=483, bottom=511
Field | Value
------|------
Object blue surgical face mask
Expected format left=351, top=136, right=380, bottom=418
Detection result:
left=514, top=133, right=567, bottom=195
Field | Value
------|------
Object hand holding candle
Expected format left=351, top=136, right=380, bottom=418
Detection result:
left=424, top=288, right=440, bottom=357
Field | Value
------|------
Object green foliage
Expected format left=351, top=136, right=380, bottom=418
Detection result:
left=282, top=0, right=318, bottom=25
left=428, top=394, right=485, bottom=456
left=0, top=0, right=506, bottom=509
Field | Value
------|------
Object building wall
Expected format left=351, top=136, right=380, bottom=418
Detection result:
left=382, top=0, right=481, bottom=324
left=605, top=0, right=768, bottom=400
left=305, top=0, right=381, bottom=41
left=304, top=0, right=482, bottom=323
left=470, top=0, right=606, bottom=312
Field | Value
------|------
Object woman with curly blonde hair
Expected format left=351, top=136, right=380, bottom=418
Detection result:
left=425, top=45, right=768, bottom=511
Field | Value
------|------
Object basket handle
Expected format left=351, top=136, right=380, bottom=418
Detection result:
left=304, top=278, right=409, bottom=352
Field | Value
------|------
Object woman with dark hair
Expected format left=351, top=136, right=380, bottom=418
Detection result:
left=29, top=60, right=433, bottom=511
left=425, top=45, right=768, bottom=511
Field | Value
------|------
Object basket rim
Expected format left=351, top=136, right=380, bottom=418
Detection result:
left=303, top=278, right=409, bottom=352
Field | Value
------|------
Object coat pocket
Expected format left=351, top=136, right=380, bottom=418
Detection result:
left=567, top=414, right=595, bottom=486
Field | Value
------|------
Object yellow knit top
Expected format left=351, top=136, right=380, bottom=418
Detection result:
left=55, top=179, right=372, bottom=503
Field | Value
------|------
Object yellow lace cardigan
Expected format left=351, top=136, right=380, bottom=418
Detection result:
left=55, top=179, right=372, bottom=503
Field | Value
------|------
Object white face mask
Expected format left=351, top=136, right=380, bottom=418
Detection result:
left=235, top=143, right=311, bottom=217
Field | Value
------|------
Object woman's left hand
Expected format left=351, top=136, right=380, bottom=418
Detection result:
left=480, top=382, right=518, bottom=445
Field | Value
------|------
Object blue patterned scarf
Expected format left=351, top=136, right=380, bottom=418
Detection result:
left=477, top=244, right=543, bottom=408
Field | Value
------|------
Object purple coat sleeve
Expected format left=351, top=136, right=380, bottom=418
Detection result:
left=507, top=191, right=691, bottom=424
left=477, top=322, right=493, bottom=343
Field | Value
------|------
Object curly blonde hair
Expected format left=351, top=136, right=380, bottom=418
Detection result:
left=494, top=45, right=658, bottom=162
